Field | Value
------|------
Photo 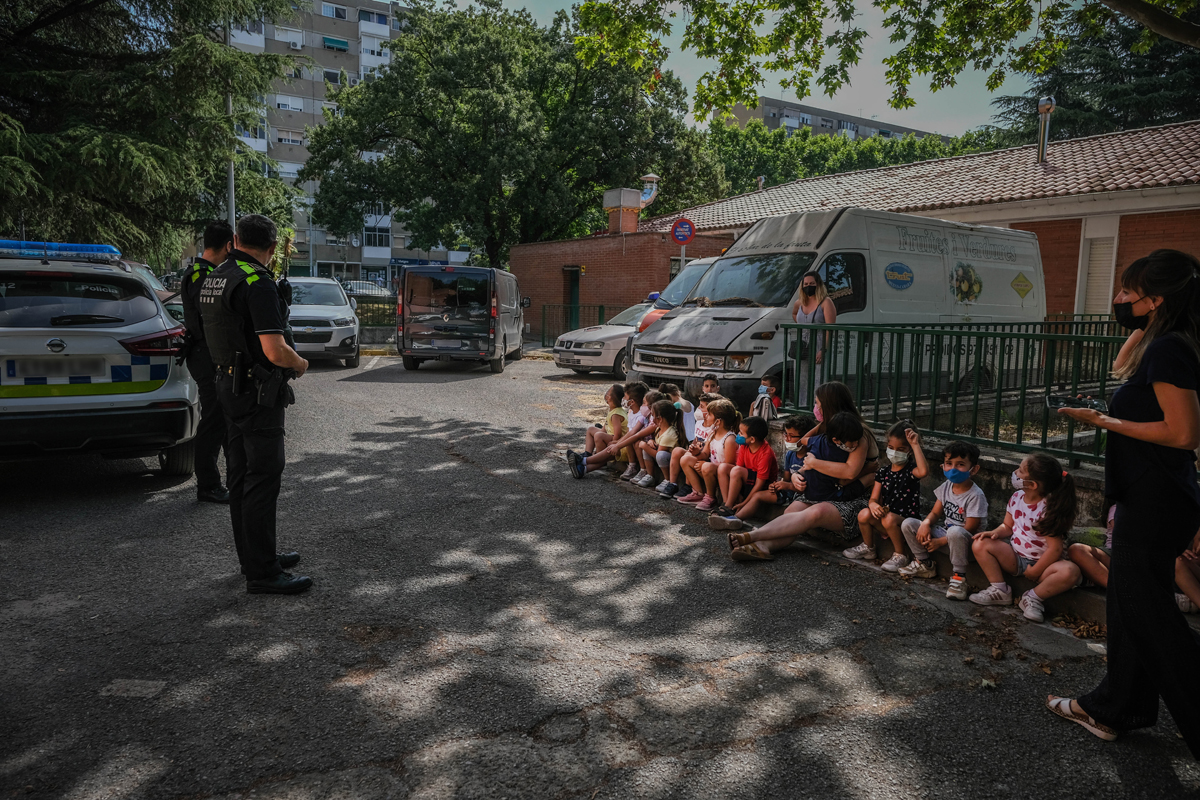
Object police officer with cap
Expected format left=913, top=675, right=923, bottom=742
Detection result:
left=199, top=214, right=313, bottom=595
left=180, top=221, right=233, bottom=504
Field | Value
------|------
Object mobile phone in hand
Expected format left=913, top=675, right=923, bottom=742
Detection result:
left=1046, top=395, right=1108, bottom=414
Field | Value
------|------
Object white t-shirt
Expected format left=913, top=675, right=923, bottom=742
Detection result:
left=1007, top=490, right=1050, bottom=560
left=709, top=431, right=736, bottom=464
left=693, top=421, right=713, bottom=446
left=678, top=400, right=696, bottom=440
left=934, top=481, right=988, bottom=529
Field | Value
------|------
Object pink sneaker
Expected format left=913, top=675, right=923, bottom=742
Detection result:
left=675, top=491, right=704, bottom=504
left=696, top=495, right=717, bottom=512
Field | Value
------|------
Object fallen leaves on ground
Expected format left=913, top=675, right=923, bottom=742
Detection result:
left=1051, top=614, right=1107, bottom=640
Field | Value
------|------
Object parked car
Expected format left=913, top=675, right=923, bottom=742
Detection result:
left=288, top=277, right=361, bottom=368
left=637, top=257, right=718, bottom=332
left=398, top=265, right=525, bottom=373
left=342, top=279, right=394, bottom=298
left=0, top=240, right=199, bottom=474
left=553, top=303, right=651, bottom=379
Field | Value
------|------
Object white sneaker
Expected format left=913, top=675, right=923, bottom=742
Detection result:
left=898, top=558, right=936, bottom=578
left=945, top=574, right=968, bottom=600
left=881, top=553, right=909, bottom=573
left=1177, top=593, right=1199, bottom=613
left=619, top=464, right=638, bottom=481
left=636, top=474, right=657, bottom=488
left=1019, top=589, right=1045, bottom=622
left=631, top=469, right=648, bottom=483
left=653, top=480, right=671, bottom=493
left=842, top=542, right=876, bottom=560
left=969, top=584, right=1013, bottom=606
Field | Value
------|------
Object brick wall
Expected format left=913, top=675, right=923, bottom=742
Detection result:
left=1116, top=209, right=1200, bottom=279
left=509, top=232, right=734, bottom=335
left=1010, top=218, right=1082, bottom=316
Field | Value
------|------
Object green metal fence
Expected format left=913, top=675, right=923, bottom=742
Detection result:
left=780, top=321, right=1128, bottom=463
left=352, top=295, right=397, bottom=327
left=540, top=304, right=606, bottom=347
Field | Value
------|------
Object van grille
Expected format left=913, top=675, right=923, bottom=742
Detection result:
left=638, top=352, right=690, bottom=367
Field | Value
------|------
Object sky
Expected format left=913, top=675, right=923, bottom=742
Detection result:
left=512, top=0, right=1031, bottom=137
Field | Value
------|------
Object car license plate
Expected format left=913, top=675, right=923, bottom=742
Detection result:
left=12, top=358, right=107, bottom=378
left=433, top=339, right=465, bottom=349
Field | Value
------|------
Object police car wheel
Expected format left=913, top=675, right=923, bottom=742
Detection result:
left=403, top=355, right=420, bottom=371
left=159, top=440, right=196, bottom=477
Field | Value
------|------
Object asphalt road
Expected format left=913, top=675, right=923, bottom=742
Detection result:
left=2, top=355, right=1198, bottom=799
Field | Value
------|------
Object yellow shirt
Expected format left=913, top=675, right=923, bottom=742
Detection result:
left=655, top=427, right=680, bottom=449
left=605, top=407, right=628, bottom=436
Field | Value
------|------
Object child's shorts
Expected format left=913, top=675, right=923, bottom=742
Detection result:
left=1015, top=554, right=1036, bottom=576
left=776, top=489, right=802, bottom=505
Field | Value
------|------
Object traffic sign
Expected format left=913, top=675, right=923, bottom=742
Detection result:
left=671, top=218, right=695, bottom=245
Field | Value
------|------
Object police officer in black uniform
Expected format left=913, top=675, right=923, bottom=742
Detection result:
left=180, top=221, right=234, bottom=503
left=198, top=214, right=313, bottom=595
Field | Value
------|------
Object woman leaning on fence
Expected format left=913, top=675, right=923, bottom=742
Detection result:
left=1049, top=249, right=1200, bottom=759
left=789, top=272, right=838, bottom=407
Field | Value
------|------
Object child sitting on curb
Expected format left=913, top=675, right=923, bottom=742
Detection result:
left=844, top=420, right=928, bottom=573
left=660, top=393, right=719, bottom=499
left=1067, top=505, right=1114, bottom=588
left=716, top=415, right=778, bottom=518
left=627, top=390, right=664, bottom=484
left=708, top=416, right=805, bottom=531
left=659, top=383, right=696, bottom=441
left=637, top=400, right=688, bottom=488
left=969, top=453, right=1081, bottom=623
left=567, top=383, right=626, bottom=479
left=898, top=441, right=987, bottom=600
left=599, top=382, right=649, bottom=481
left=677, top=398, right=739, bottom=512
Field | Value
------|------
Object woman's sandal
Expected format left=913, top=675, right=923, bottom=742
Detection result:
left=730, top=544, right=774, bottom=562
left=1046, top=695, right=1118, bottom=742
left=728, top=531, right=753, bottom=549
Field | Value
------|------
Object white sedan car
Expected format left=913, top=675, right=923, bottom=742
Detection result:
left=552, top=303, right=650, bottom=380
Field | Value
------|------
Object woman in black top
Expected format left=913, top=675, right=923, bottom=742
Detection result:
left=1051, top=249, right=1200, bottom=758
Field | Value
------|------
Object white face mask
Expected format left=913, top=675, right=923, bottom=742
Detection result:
left=784, top=441, right=799, bottom=451
left=1011, top=470, right=1024, bottom=490
left=886, top=447, right=909, bottom=465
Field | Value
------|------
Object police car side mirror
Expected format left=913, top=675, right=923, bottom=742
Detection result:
left=521, top=297, right=532, bottom=309
left=349, top=297, right=358, bottom=311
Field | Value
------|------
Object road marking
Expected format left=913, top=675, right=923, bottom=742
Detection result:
left=367, top=356, right=380, bottom=370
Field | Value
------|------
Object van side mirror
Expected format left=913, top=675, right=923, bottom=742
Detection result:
left=349, top=297, right=357, bottom=311
left=521, top=297, right=532, bottom=309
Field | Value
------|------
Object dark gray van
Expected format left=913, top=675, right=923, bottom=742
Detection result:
left=398, top=265, right=525, bottom=373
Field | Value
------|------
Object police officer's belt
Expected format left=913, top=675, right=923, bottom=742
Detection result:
left=218, top=365, right=256, bottom=379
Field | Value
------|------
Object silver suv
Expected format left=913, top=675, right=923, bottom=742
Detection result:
left=0, top=244, right=199, bottom=474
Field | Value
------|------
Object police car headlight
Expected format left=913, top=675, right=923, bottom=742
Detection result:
left=333, top=317, right=355, bottom=327
left=577, top=341, right=604, bottom=350
left=727, top=355, right=754, bottom=371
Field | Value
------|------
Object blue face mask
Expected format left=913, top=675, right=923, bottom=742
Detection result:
left=758, top=385, right=769, bottom=395
left=735, top=435, right=747, bottom=445
left=943, top=466, right=973, bottom=484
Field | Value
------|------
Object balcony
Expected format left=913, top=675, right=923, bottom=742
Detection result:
left=359, top=18, right=389, bottom=39
left=230, top=22, right=265, bottom=51
left=238, top=135, right=269, bottom=154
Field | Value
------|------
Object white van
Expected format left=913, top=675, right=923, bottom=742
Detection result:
left=627, top=207, right=1045, bottom=409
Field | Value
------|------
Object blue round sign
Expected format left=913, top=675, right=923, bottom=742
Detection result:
left=884, top=261, right=914, bottom=290
left=671, top=218, right=695, bottom=245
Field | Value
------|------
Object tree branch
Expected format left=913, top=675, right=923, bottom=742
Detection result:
left=1095, top=0, right=1200, bottom=48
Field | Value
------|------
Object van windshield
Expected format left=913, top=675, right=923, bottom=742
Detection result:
left=654, top=261, right=711, bottom=309
left=686, top=252, right=816, bottom=308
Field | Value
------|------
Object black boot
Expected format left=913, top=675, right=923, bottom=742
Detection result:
left=246, top=573, right=313, bottom=595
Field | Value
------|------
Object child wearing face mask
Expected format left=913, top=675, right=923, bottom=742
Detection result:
left=749, top=374, right=781, bottom=419
left=898, top=441, right=988, bottom=598
left=844, top=420, right=928, bottom=572
left=970, top=453, right=1081, bottom=621
left=708, top=416, right=806, bottom=531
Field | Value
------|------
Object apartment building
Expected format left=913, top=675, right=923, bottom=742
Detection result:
left=230, top=1, right=467, bottom=284
left=727, top=97, right=945, bottom=142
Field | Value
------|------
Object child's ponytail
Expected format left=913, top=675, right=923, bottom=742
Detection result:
left=1026, top=452, right=1077, bottom=538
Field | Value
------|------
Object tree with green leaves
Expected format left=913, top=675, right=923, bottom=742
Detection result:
left=575, top=0, right=1200, bottom=115
left=990, top=8, right=1200, bottom=146
left=302, top=0, right=712, bottom=268
left=705, top=120, right=997, bottom=195
left=0, top=0, right=300, bottom=260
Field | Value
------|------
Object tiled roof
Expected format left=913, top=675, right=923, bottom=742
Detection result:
left=640, top=120, right=1200, bottom=233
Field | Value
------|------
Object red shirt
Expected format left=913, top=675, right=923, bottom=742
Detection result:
left=771, top=395, right=782, bottom=409
left=737, top=443, right=779, bottom=482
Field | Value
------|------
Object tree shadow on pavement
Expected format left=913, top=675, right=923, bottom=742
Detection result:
left=1, top=413, right=1196, bottom=799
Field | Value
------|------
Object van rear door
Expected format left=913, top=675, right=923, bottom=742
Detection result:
left=402, top=267, right=493, bottom=352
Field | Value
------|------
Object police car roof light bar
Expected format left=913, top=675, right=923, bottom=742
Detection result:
left=0, top=240, right=122, bottom=263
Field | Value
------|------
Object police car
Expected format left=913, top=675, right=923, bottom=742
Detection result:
left=0, top=240, right=199, bottom=474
